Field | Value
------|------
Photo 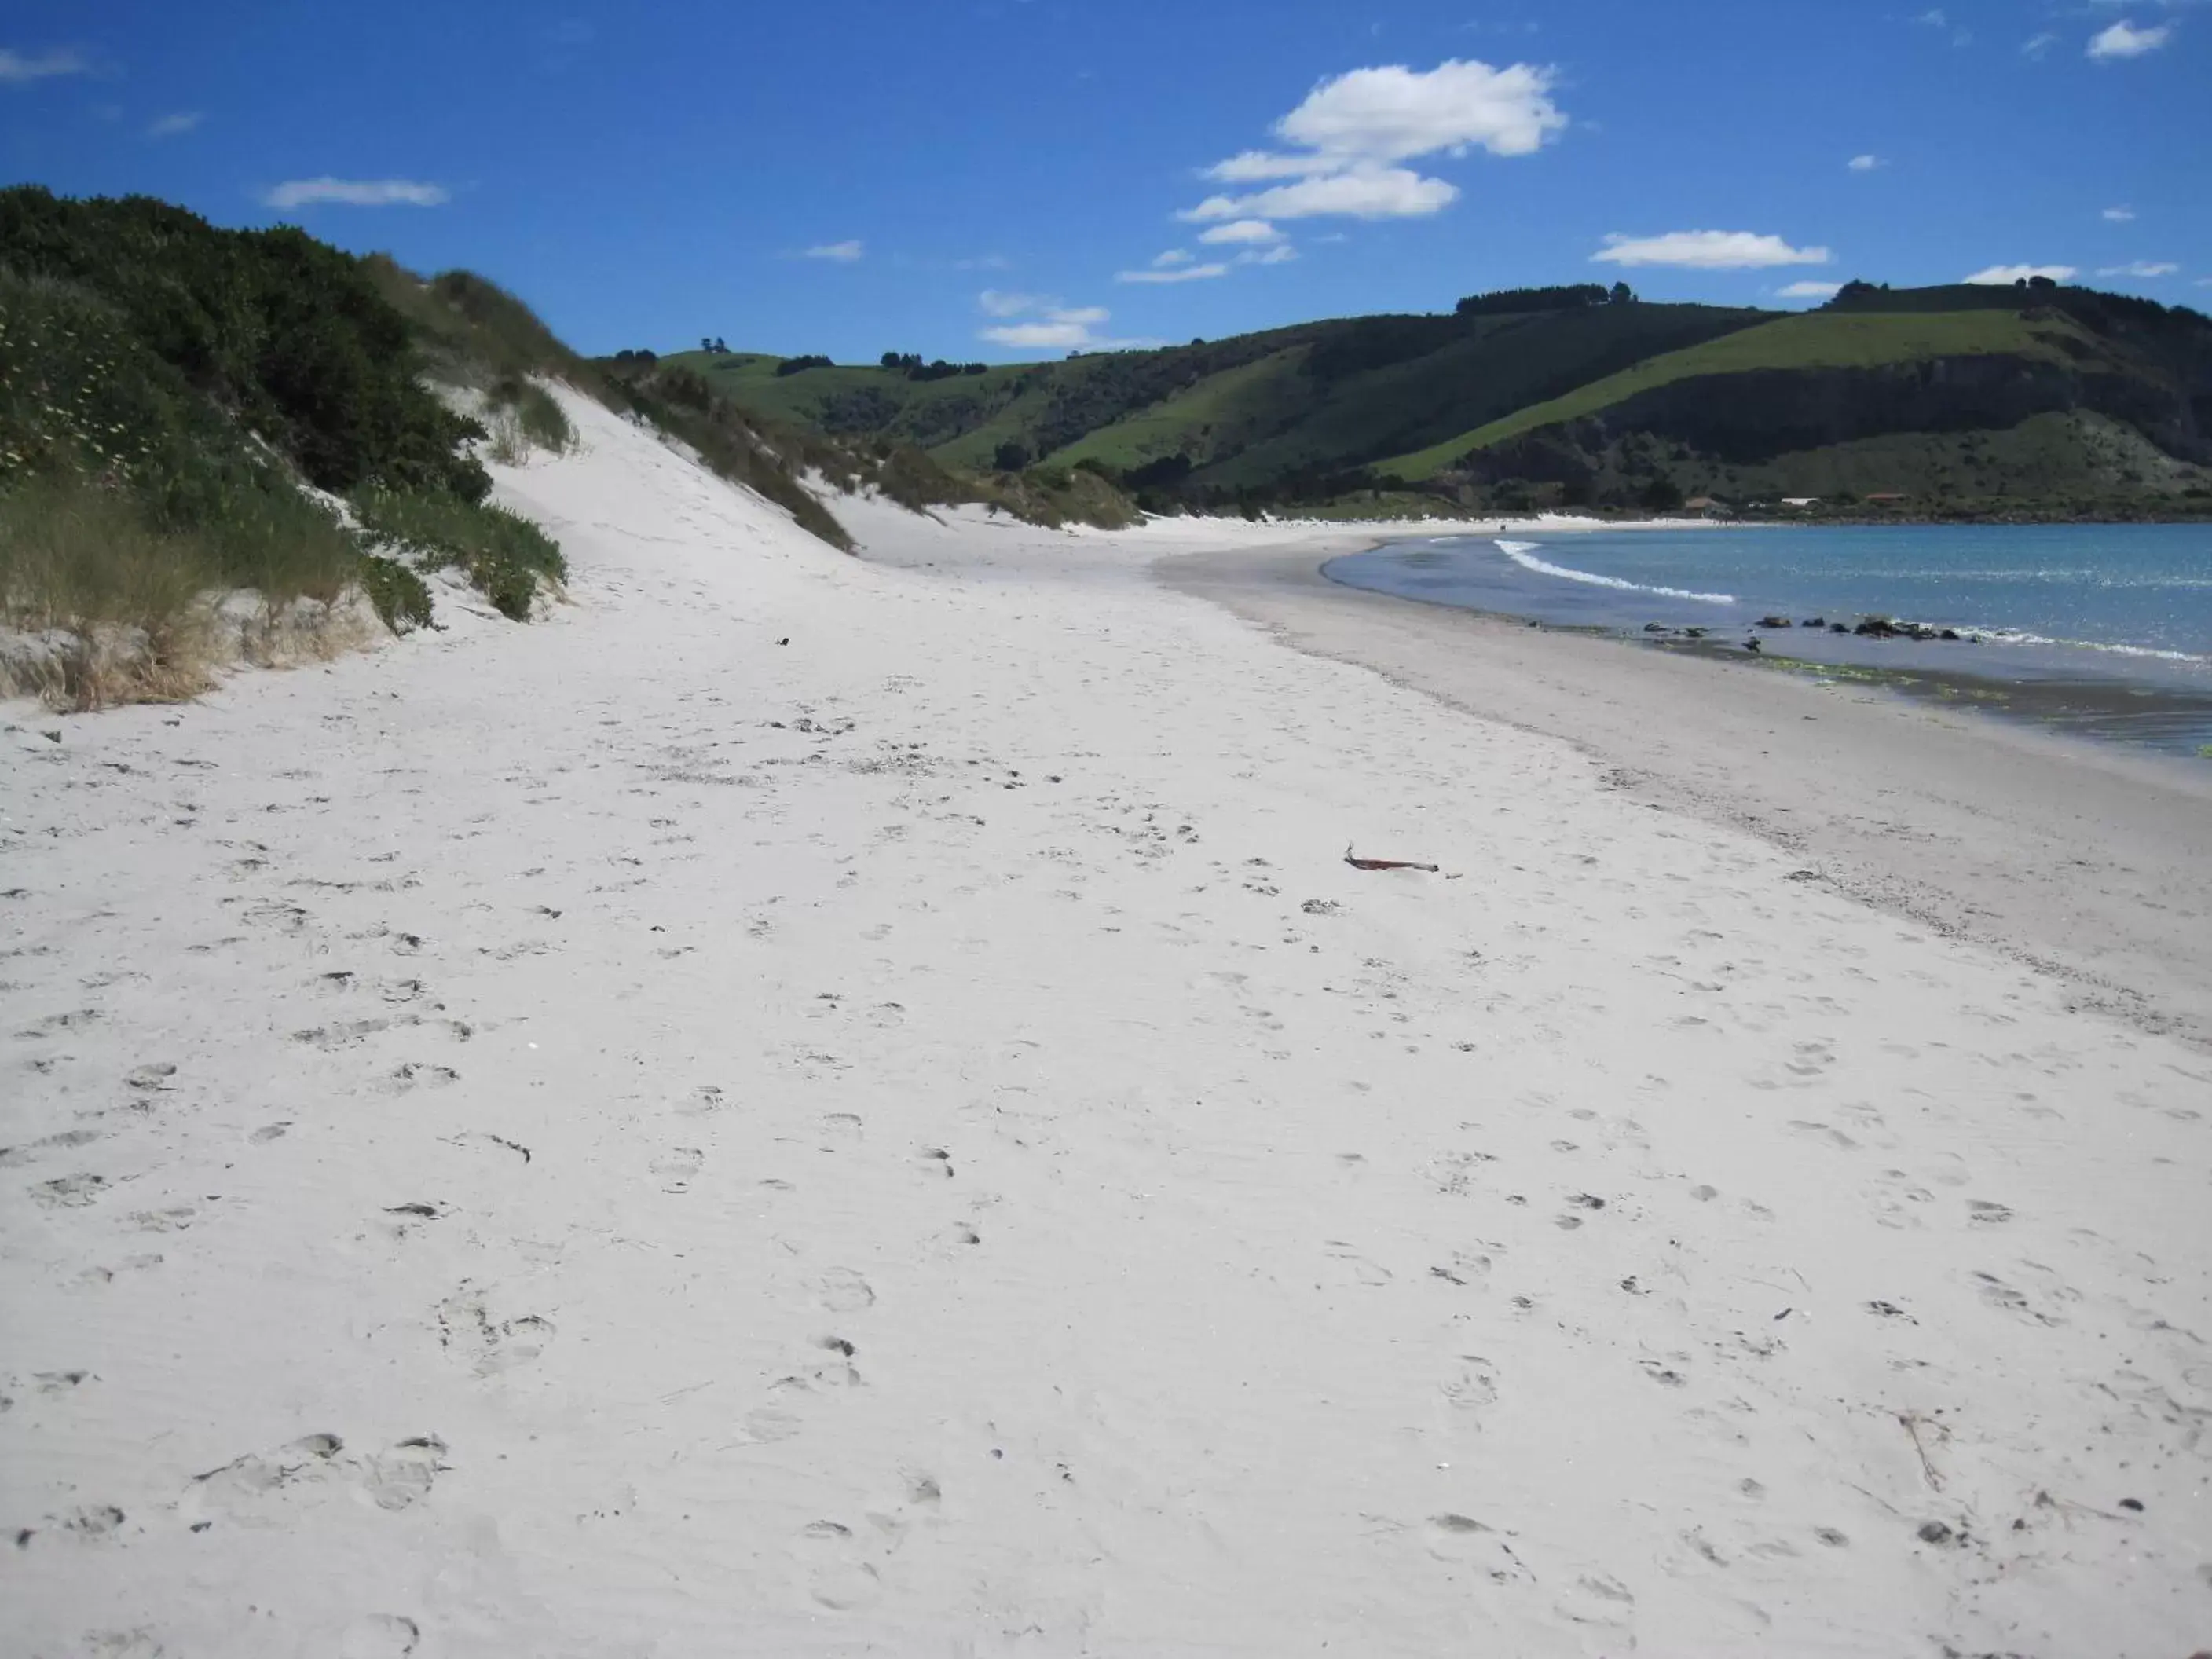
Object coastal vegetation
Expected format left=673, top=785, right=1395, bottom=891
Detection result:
left=0, top=189, right=895, bottom=704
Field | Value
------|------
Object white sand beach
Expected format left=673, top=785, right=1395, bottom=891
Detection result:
left=5, top=388, right=2210, bottom=1657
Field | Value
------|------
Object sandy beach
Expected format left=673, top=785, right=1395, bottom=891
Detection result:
left=5, top=388, right=2210, bottom=1657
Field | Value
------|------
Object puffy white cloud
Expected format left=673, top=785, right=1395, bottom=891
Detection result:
left=262, top=178, right=448, bottom=208
left=2097, top=260, right=2179, bottom=276
left=2022, top=31, right=2060, bottom=56
left=2088, top=20, right=2173, bottom=59
left=2103, top=205, right=2137, bottom=222
left=1152, top=249, right=1196, bottom=267
left=978, top=289, right=1046, bottom=317
left=1777, top=280, right=1844, bottom=300
left=0, top=47, right=88, bottom=82
left=1197, top=218, right=1283, bottom=245
left=1178, top=59, right=1562, bottom=230
left=147, top=112, right=202, bottom=138
left=1963, top=263, right=2078, bottom=284
left=1592, top=230, right=1833, bottom=269
left=1181, top=164, right=1458, bottom=223
left=1115, top=263, right=1231, bottom=284
left=803, top=240, right=864, bottom=262
left=1847, top=154, right=1883, bottom=172
left=1269, top=59, right=1566, bottom=164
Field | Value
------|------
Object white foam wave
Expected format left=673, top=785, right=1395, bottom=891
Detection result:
left=1955, top=627, right=2211, bottom=666
left=1494, top=540, right=1736, bottom=606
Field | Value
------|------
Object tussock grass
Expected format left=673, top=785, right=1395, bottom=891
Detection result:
left=353, top=484, right=566, bottom=621
left=0, top=477, right=214, bottom=706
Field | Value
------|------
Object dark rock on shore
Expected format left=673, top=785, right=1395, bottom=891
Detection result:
left=1757, top=615, right=1793, bottom=629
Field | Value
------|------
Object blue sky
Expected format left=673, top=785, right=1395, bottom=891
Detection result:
left=4, top=1, right=2206, bottom=360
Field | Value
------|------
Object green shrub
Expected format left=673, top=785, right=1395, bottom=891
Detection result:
left=0, top=187, right=488, bottom=502
left=353, top=484, right=565, bottom=621
left=359, top=553, right=433, bottom=632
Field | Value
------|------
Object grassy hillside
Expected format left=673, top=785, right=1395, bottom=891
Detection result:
left=679, top=299, right=1769, bottom=503
left=694, top=280, right=2210, bottom=518
left=1380, top=309, right=2101, bottom=478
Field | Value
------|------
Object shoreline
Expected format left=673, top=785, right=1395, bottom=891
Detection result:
left=1320, top=539, right=2212, bottom=758
left=1157, top=535, right=2212, bottom=1049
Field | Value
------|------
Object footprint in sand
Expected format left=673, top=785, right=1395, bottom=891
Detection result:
left=673, top=1085, right=724, bottom=1118
left=1555, top=1573, right=1636, bottom=1630
left=436, top=1282, right=556, bottom=1376
left=339, top=1615, right=420, bottom=1659
left=1787, top=1121, right=1859, bottom=1152
left=650, top=1147, right=703, bottom=1192
left=815, top=1268, right=876, bottom=1313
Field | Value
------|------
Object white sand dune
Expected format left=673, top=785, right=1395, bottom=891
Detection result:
left=5, top=388, right=2209, bottom=1657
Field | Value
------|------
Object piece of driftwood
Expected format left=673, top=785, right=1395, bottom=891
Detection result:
left=1344, top=844, right=1440, bottom=873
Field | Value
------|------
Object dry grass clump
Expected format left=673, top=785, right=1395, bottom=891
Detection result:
left=0, top=478, right=216, bottom=707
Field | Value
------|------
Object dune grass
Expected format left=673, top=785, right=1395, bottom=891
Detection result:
left=0, top=477, right=221, bottom=705
left=353, top=485, right=566, bottom=621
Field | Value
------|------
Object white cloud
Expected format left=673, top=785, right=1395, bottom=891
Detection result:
left=1963, top=263, right=2078, bottom=284
left=146, top=111, right=202, bottom=138
left=1207, top=149, right=1337, bottom=181
left=2088, top=20, right=2173, bottom=58
left=0, top=47, right=88, bottom=83
left=2098, top=260, right=2179, bottom=276
left=1777, top=280, right=1844, bottom=300
left=262, top=178, right=449, bottom=208
left=803, top=240, right=864, bottom=262
left=1182, top=164, right=1458, bottom=222
left=1197, top=218, right=1283, bottom=245
left=1265, top=58, right=1566, bottom=164
left=1115, top=263, right=1232, bottom=284
left=981, top=321, right=1099, bottom=349
left=2103, top=205, right=2137, bottom=222
left=1847, top=153, right=1883, bottom=172
left=976, top=295, right=1144, bottom=350
left=1179, top=58, right=1562, bottom=229
left=1152, top=249, right=1196, bottom=267
left=1592, top=230, right=1833, bottom=269
left=1239, top=244, right=1298, bottom=266
left=2022, top=31, right=2060, bottom=56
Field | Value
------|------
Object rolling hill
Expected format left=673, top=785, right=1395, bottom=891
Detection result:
left=679, top=280, right=2212, bottom=516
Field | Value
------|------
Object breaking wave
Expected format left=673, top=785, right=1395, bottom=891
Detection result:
left=1494, top=540, right=1737, bottom=606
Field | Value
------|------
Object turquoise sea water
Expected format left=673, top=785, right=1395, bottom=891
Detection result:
left=1324, top=522, right=2212, bottom=755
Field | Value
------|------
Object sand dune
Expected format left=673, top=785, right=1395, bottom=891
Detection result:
left=5, top=388, right=2208, bottom=1657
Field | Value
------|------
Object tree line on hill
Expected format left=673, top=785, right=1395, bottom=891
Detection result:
left=1454, top=282, right=1635, bottom=317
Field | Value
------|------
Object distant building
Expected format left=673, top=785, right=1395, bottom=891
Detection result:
left=1782, top=496, right=1821, bottom=508
left=1865, top=493, right=1909, bottom=504
left=1682, top=496, right=1735, bottom=518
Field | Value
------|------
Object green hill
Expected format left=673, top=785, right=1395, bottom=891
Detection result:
left=690, top=280, right=2212, bottom=517
left=1378, top=283, right=2212, bottom=511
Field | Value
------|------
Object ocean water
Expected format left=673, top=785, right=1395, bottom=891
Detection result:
left=1324, top=522, right=2212, bottom=755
